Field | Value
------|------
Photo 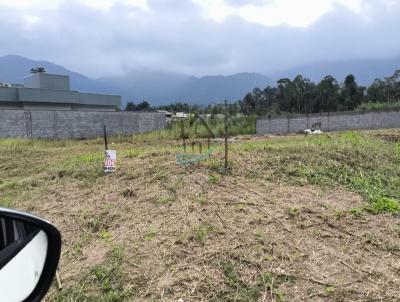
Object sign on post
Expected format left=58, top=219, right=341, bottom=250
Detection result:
left=104, top=150, right=116, bottom=173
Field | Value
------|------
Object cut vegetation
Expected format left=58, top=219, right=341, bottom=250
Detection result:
left=0, top=129, right=399, bottom=301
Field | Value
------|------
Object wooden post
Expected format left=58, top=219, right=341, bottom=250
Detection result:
left=224, top=99, right=228, bottom=171
left=29, top=111, right=33, bottom=141
left=103, top=125, right=108, bottom=150
left=180, top=120, right=186, bottom=153
left=207, top=136, right=211, bottom=159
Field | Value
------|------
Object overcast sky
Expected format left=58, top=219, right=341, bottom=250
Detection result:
left=0, top=0, right=399, bottom=77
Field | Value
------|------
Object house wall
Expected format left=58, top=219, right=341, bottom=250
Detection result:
left=0, top=88, right=121, bottom=110
left=24, top=73, right=70, bottom=90
left=18, top=88, right=80, bottom=103
left=0, top=87, right=18, bottom=102
left=0, top=109, right=166, bottom=139
left=256, top=110, right=400, bottom=135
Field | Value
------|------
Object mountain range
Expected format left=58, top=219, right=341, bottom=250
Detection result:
left=98, top=71, right=271, bottom=105
left=0, top=55, right=399, bottom=107
left=272, top=57, right=400, bottom=84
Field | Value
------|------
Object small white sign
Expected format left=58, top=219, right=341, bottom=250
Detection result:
left=104, top=150, right=116, bottom=173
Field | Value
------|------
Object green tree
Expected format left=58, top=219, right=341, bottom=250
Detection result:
left=386, top=70, right=400, bottom=102
left=367, top=79, right=387, bottom=103
left=263, top=86, right=278, bottom=115
left=340, top=74, right=365, bottom=110
left=136, top=101, right=151, bottom=111
left=242, top=92, right=256, bottom=114
left=125, top=102, right=137, bottom=111
left=276, top=78, right=296, bottom=112
left=125, top=101, right=151, bottom=111
left=315, top=75, right=340, bottom=112
left=303, top=80, right=317, bottom=114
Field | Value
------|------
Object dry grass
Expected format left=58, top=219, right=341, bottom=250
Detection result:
left=0, top=130, right=399, bottom=301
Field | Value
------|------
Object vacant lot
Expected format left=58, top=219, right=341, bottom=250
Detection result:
left=0, top=130, right=399, bottom=301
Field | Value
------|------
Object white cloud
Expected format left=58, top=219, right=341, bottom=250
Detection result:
left=0, top=0, right=61, bottom=13
left=0, top=0, right=398, bottom=77
left=0, top=0, right=149, bottom=11
left=24, top=14, right=41, bottom=26
left=192, top=0, right=363, bottom=27
left=79, top=0, right=149, bottom=11
left=0, top=0, right=362, bottom=27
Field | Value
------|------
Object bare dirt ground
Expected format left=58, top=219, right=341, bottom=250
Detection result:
left=1, top=130, right=399, bottom=301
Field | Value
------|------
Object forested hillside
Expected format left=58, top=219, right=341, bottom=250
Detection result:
left=152, top=70, right=400, bottom=116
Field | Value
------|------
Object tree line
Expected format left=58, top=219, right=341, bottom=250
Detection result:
left=125, top=70, right=400, bottom=116
left=237, top=70, right=400, bottom=116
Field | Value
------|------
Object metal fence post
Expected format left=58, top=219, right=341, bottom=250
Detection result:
left=224, top=100, right=229, bottom=171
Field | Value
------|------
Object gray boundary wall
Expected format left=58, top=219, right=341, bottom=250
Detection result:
left=256, top=110, right=400, bottom=135
left=0, top=109, right=166, bottom=139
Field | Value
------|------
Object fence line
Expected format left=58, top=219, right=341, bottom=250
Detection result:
left=256, top=110, right=400, bottom=135
left=0, top=109, right=166, bottom=139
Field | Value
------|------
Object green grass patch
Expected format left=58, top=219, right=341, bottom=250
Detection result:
left=54, top=247, right=133, bottom=302
left=194, top=193, right=208, bottom=205
left=212, top=261, right=287, bottom=302
left=190, top=223, right=215, bottom=245
left=152, top=195, right=174, bottom=206
left=0, top=195, right=13, bottom=208
left=368, top=197, right=400, bottom=214
left=53, top=152, right=104, bottom=182
left=208, top=173, right=221, bottom=185
left=143, top=229, right=157, bottom=241
left=132, top=115, right=256, bottom=143
left=237, top=131, right=400, bottom=214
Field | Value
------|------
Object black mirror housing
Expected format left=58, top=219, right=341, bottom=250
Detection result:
left=0, top=207, right=62, bottom=302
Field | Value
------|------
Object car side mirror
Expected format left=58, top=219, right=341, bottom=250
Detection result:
left=0, top=207, right=61, bottom=302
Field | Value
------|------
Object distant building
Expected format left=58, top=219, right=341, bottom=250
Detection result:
left=173, top=112, right=194, bottom=120
left=0, top=72, right=121, bottom=111
left=156, top=111, right=194, bottom=122
left=199, top=113, right=225, bottom=119
left=156, top=110, right=173, bottom=123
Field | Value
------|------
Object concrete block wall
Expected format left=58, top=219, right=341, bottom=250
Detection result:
left=0, top=109, right=166, bottom=139
left=256, top=110, right=400, bottom=135
left=288, top=117, right=309, bottom=133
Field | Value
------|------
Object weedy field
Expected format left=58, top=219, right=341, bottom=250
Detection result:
left=0, top=129, right=399, bottom=301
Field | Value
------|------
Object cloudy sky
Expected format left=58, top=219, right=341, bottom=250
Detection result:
left=0, top=0, right=399, bottom=77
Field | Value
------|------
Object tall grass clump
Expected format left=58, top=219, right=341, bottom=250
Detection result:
left=0, top=139, right=34, bottom=153
left=53, top=152, right=104, bottom=182
left=241, top=131, right=400, bottom=214
left=132, top=115, right=256, bottom=143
